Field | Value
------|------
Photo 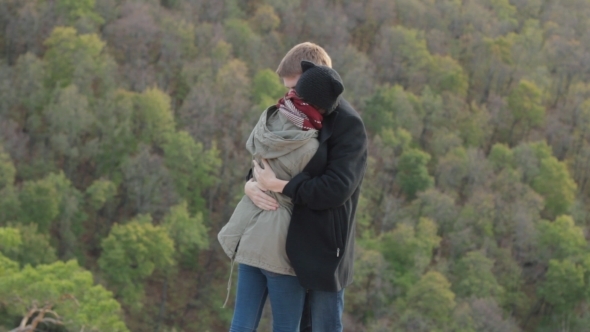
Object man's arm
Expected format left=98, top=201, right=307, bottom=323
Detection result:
left=244, top=177, right=279, bottom=211
left=252, top=159, right=288, bottom=193
left=256, top=113, right=367, bottom=210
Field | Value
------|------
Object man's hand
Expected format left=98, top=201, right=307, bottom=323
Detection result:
left=253, top=159, right=288, bottom=193
left=244, top=178, right=278, bottom=210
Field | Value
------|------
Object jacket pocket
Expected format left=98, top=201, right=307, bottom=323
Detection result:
left=329, top=209, right=344, bottom=250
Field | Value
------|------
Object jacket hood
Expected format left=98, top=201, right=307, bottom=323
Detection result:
left=246, top=106, right=318, bottom=159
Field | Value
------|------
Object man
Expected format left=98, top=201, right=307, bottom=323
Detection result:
left=246, top=42, right=368, bottom=332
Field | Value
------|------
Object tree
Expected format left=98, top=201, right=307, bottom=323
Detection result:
left=358, top=128, right=411, bottom=234
left=0, top=251, right=18, bottom=277
left=449, top=191, right=496, bottom=257
left=403, top=271, right=456, bottom=328
left=418, top=86, right=445, bottom=151
left=372, top=26, right=432, bottom=89
left=512, top=141, right=549, bottom=184
left=9, top=53, right=47, bottom=120
left=45, top=172, right=87, bottom=260
left=363, top=84, right=418, bottom=136
left=43, top=27, right=115, bottom=98
left=3, top=0, right=57, bottom=64
left=0, top=147, right=19, bottom=224
left=408, top=188, right=458, bottom=235
left=537, top=215, right=586, bottom=262
left=345, top=244, right=390, bottom=324
left=457, top=101, right=492, bottom=149
left=436, top=147, right=469, bottom=197
left=102, top=2, right=160, bottom=91
left=463, top=298, right=522, bottom=332
left=0, top=259, right=129, bottom=332
left=453, top=251, right=504, bottom=299
left=397, top=149, right=434, bottom=199
left=94, top=90, right=137, bottom=177
left=180, top=58, right=252, bottom=147
left=251, top=68, right=285, bottom=109
left=45, top=84, right=96, bottom=177
left=543, top=32, right=587, bottom=107
left=510, top=141, right=576, bottom=218
left=122, top=145, right=179, bottom=219
left=9, top=172, right=85, bottom=260
left=531, top=156, right=576, bottom=218
left=85, top=178, right=117, bottom=211
left=18, top=178, right=60, bottom=233
left=0, top=227, right=21, bottom=252
left=56, top=0, right=104, bottom=27
left=489, top=167, right=545, bottom=265
left=163, top=131, right=220, bottom=214
left=222, top=18, right=262, bottom=66
left=506, top=80, right=545, bottom=144
left=0, top=145, right=15, bottom=190
left=248, top=5, right=280, bottom=33
left=538, top=258, right=586, bottom=314
left=468, top=34, right=515, bottom=103
left=492, top=247, right=529, bottom=316
left=0, top=224, right=57, bottom=267
left=380, top=218, right=440, bottom=295
left=291, top=0, right=349, bottom=51
left=488, top=143, right=514, bottom=172
left=154, top=16, right=197, bottom=91
left=344, top=0, right=395, bottom=53
left=330, top=45, right=378, bottom=109
left=162, top=201, right=209, bottom=266
left=569, top=98, right=590, bottom=193
left=133, top=87, right=176, bottom=146
left=98, top=216, right=175, bottom=306
left=427, top=55, right=468, bottom=97
left=510, top=19, right=544, bottom=79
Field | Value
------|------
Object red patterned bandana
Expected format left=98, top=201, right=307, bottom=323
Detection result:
left=277, top=89, right=323, bottom=131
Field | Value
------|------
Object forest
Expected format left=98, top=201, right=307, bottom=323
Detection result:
left=1, top=0, right=590, bottom=331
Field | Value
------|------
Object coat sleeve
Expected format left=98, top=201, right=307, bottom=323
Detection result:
left=282, top=113, right=368, bottom=210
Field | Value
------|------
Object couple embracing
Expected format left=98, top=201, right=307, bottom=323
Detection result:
left=218, top=42, right=368, bottom=332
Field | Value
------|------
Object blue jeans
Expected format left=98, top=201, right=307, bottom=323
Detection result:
left=230, top=264, right=306, bottom=332
left=302, top=289, right=345, bottom=332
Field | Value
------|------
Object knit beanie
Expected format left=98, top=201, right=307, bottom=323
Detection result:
left=295, top=60, right=344, bottom=114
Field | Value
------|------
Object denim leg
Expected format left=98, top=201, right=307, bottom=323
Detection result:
left=309, top=289, right=345, bottom=332
left=230, top=264, right=268, bottom=332
left=262, top=270, right=306, bottom=332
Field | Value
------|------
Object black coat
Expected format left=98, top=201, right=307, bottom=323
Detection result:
left=282, top=99, right=368, bottom=292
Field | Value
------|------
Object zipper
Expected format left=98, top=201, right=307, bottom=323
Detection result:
left=337, top=248, right=340, bottom=257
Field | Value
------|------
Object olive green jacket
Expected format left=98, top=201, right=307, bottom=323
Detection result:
left=218, top=106, right=319, bottom=275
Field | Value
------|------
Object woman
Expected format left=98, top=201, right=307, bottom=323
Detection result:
left=218, top=61, right=345, bottom=332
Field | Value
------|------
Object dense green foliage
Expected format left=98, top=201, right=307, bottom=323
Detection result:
left=1, top=0, right=590, bottom=331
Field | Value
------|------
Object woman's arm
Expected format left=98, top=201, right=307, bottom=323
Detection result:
left=256, top=113, right=367, bottom=210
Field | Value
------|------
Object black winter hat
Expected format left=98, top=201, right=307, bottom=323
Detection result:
left=295, top=60, right=344, bottom=114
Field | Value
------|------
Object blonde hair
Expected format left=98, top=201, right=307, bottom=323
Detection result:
left=276, top=42, right=332, bottom=77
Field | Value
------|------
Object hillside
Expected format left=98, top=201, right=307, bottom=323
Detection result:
left=2, top=0, right=590, bottom=331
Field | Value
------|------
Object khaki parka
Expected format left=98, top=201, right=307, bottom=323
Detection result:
left=218, top=106, right=319, bottom=275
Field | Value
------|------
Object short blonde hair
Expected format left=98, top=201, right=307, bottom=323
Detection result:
left=276, top=42, right=332, bottom=77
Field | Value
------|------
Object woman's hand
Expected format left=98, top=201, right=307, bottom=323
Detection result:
left=244, top=179, right=278, bottom=210
left=252, top=159, right=288, bottom=193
